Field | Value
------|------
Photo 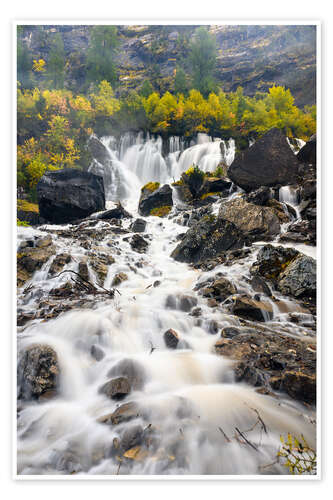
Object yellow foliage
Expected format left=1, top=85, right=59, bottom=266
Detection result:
left=142, top=182, right=160, bottom=192
left=150, top=205, right=172, bottom=217
left=33, top=59, right=46, bottom=72
left=17, top=199, right=39, bottom=213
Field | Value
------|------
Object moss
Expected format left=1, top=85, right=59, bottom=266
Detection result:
left=200, top=191, right=221, bottom=200
left=150, top=205, right=171, bottom=217
left=17, top=219, right=30, bottom=227
left=172, top=179, right=184, bottom=186
left=184, top=165, right=204, bottom=178
left=17, top=199, right=39, bottom=214
left=142, top=182, right=160, bottom=193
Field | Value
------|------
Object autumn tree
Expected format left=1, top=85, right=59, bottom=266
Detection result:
left=189, top=27, right=217, bottom=97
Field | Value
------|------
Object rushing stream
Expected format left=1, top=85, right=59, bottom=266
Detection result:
left=17, top=133, right=316, bottom=476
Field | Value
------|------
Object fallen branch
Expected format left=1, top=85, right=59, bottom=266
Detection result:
left=235, top=427, right=259, bottom=452
left=52, top=269, right=116, bottom=297
left=218, top=427, right=231, bottom=443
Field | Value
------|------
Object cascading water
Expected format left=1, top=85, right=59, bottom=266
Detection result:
left=17, top=132, right=316, bottom=476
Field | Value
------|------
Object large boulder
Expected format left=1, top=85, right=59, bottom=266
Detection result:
left=228, top=128, right=300, bottom=191
left=277, top=254, right=316, bottom=299
left=297, top=134, right=316, bottom=166
left=37, top=169, right=105, bottom=224
left=219, top=197, right=280, bottom=240
left=87, top=135, right=110, bottom=164
left=250, top=244, right=299, bottom=281
left=138, top=183, right=173, bottom=216
left=171, top=214, right=245, bottom=264
left=17, top=344, right=59, bottom=400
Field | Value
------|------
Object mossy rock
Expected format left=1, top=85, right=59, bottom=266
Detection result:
left=17, top=199, right=42, bottom=225
left=141, top=182, right=160, bottom=193
left=150, top=205, right=172, bottom=217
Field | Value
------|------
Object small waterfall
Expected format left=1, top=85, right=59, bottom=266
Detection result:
left=287, top=137, right=306, bottom=154
left=89, top=132, right=236, bottom=205
left=279, top=185, right=301, bottom=220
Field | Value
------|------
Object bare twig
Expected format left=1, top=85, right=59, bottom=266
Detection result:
left=235, top=427, right=259, bottom=452
left=218, top=427, right=231, bottom=443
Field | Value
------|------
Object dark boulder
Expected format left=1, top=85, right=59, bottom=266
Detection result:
left=111, top=272, right=128, bottom=287
left=131, top=218, right=147, bottom=233
left=197, top=276, right=237, bottom=303
left=87, top=135, right=110, bottom=164
left=164, top=328, right=180, bottom=349
left=171, top=214, right=245, bottom=264
left=130, top=234, right=149, bottom=253
left=198, top=176, right=232, bottom=197
left=181, top=167, right=205, bottom=197
left=250, top=245, right=299, bottom=281
left=230, top=294, right=273, bottom=322
left=99, top=376, right=131, bottom=400
left=107, top=359, right=146, bottom=391
left=245, top=186, right=272, bottom=206
left=219, top=197, right=280, bottom=240
left=37, top=169, right=105, bottom=224
left=17, top=238, right=55, bottom=287
left=270, top=371, right=316, bottom=404
left=228, top=128, right=300, bottom=191
left=138, top=183, right=173, bottom=216
left=48, top=253, right=71, bottom=276
left=297, top=134, right=316, bottom=166
left=277, top=254, right=316, bottom=300
left=250, top=275, right=272, bottom=297
left=18, top=344, right=59, bottom=400
left=96, top=202, right=132, bottom=220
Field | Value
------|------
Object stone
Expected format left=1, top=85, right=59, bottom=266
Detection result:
left=277, top=254, right=316, bottom=299
left=18, top=344, right=59, bottom=400
left=230, top=295, right=273, bottom=322
left=78, top=260, right=89, bottom=282
left=228, top=128, right=300, bottom=191
left=270, top=371, right=316, bottom=404
left=111, top=272, right=128, bottom=287
left=97, top=402, right=141, bottom=425
left=96, top=202, right=132, bottom=220
left=131, top=218, right=147, bottom=233
left=171, top=214, right=245, bottom=264
left=107, top=359, right=146, bottom=391
left=245, top=186, right=272, bottom=206
left=87, top=135, right=110, bottom=164
left=90, top=344, right=105, bottom=361
left=99, top=376, right=131, bottom=400
left=164, top=328, right=180, bottom=349
left=198, top=276, right=237, bottom=303
left=297, top=134, right=316, bottom=166
left=130, top=234, right=149, bottom=253
left=250, top=275, right=272, bottom=297
left=17, top=243, right=56, bottom=287
left=138, top=183, right=173, bottom=216
left=250, top=244, right=299, bottom=281
left=37, top=169, right=105, bottom=224
left=219, top=197, right=280, bottom=240
left=48, top=253, right=71, bottom=276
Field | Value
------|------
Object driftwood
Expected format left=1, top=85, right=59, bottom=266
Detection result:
left=51, top=269, right=120, bottom=298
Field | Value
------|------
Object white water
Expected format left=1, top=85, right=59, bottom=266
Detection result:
left=17, top=134, right=316, bottom=476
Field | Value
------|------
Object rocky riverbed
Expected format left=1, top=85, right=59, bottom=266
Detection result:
left=16, top=129, right=317, bottom=476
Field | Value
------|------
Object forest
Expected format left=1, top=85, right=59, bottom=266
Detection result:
left=17, top=25, right=316, bottom=200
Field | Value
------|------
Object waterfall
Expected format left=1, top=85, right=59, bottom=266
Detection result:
left=89, top=132, right=236, bottom=206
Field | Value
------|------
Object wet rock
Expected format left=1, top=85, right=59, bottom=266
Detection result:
left=90, top=344, right=105, bottom=361
left=228, top=128, right=300, bottom=191
left=221, top=326, right=252, bottom=338
left=96, top=202, right=132, bottom=220
left=120, top=424, right=144, bottom=452
left=180, top=167, right=205, bottom=197
left=111, top=272, right=128, bottom=287
left=230, top=295, right=273, bottom=322
left=87, top=135, right=110, bottom=164
left=198, top=276, right=237, bottom=303
left=250, top=244, right=299, bottom=281
left=297, top=134, right=316, bottom=166
left=270, top=371, right=316, bottom=404
left=164, top=328, right=180, bottom=349
left=278, top=254, right=316, bottom=300
left=99, top=376, right=131, bottom=400
left=190, top=307, right=202, bottom=317
left=219, top=197, right=280, bottom=240
left=171, top=214, right=245, bottom=264
left=107, top=359, right=146, bottom=391
left=36, top=235, right=52, bottom=248
left=48, top=253, right=71, bottom=276
left=130, top=234, right=149, bottom=253
left=17, top=242, right=56, bottom=287
left=89, top=259, right=108, bottom=286
left=78, top=260, right=89, bottom=282
left=250, top=275, right=272, bottom=297
left=214, top=329, right=316, bottom=404
left=37, top=168, right=105, bottom=224
left=18, top=344, right=59, bottom=400
left=98, top=401, right=141, bottom=425
left=131, top=218, right=147, bottom=233
left=179, top=295, right=198, bottom=312
left=245, top=186, right=272, bottom=206
left=138, top=183, right=173, bottom=216
left=266, top=198, right=291, bottom=223
left=50, top=280, right=74, bottom=298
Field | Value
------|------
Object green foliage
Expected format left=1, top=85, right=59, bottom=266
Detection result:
left=211, top=164, right=227, bottom=177
left=174, top=67, right=188, bottom=95
left=139, top=80, right=154, bottom=98
left=189, top=27, right=217, bottom=97
left=17, top=218, right=30, bottom=227
left=47, top=33, right=65, bottom=89
left=17, top=33, right=33, bottom=88
left=87, top=26, right=119, bottom=86
left=278, top=434, right=317, bottom=475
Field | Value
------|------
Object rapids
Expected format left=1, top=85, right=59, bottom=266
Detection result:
left=16, top=133, right=316, bottom=476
